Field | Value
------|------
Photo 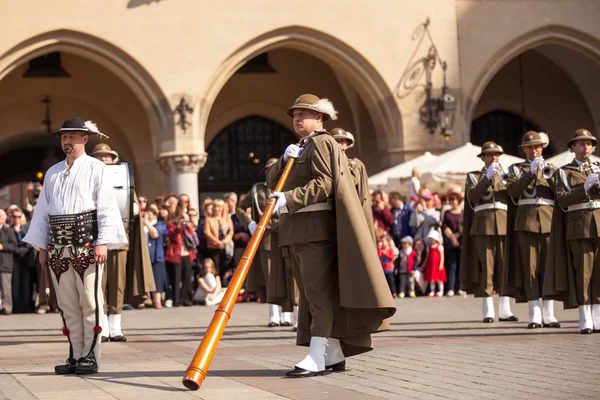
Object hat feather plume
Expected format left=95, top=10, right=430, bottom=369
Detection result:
left=316, top=98, right=338, bottom=121
left=538, top=132, right=549, bottom=148
left=84, top=120, right=109, bottom=139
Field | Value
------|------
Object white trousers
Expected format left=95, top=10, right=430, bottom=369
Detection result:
left=51, top=261, right=104, bottom=365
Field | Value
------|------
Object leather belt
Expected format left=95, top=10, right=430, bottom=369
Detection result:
left=518, top=198, right=555, bottom=206
left=49, top=210, right=98, bottom=246
left=474, top=202, right=508, bottom=213
left=279, top=201, right=333, bottom=215
left=567, top=201, right=600, bottom=212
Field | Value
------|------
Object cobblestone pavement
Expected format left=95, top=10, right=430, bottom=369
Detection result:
left=1, top=295, right=599, bottom=399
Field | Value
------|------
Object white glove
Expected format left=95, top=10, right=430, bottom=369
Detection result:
left=269, top=192, right=287, bottom=215
left=283, top=144, right=302, bottom=162
left=530, top=159, right=539, bottom=174
left=486, top=164, right=496, bottom=180
left=584, top=173, right=599, bottom=192
left=248, top=221, right=257, bottom=235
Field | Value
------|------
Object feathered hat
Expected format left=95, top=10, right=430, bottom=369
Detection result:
left=54, top=117, right=109, bottom=139
left=520, top=131, right=549, bottom=148
left=286, top=94, right=338, bottom=121
left=330, top=127, right=355, bottom=148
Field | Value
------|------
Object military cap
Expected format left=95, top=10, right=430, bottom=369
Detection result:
left=330, top=127, right=355, bottom=148
left=568, top=128, right=597, bottom=146
left=286, top=94, right=338, bottom=121
left=263, top=157, right=278, bottom=171
left=91, top=143, right=118, bottom=160
left=520, top=131, right=549, bottom=148
left=477, top=141, right=504, bottom=157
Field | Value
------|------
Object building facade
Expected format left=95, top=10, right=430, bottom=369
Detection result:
left=1, top=0, right=599, bottom=209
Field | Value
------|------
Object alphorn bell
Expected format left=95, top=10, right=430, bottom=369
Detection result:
left=182, top=156, right=296, bottom=390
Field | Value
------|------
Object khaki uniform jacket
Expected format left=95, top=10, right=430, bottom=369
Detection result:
left=266, top=130, right=396, bottom=356
left=507, top=162, right=554, bottom=234
left=556, top=160, right=600, bottom=239
left=467, top=169, right=508, bottom=236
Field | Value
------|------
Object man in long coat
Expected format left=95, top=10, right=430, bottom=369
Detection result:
left=267, top=94, right=395, bottom=378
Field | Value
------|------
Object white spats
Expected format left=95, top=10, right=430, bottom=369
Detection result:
left=281, top=311, right=293, bottom=325
left=542, top=300, right=559, bottom=324
left=293, top=305, right=299, bottom=329
left=295, top=337, right=328, bottom=372
left=325, top=337, right=345, bottom=366
left=579, top=305, right=593, bottom=330
left=108, top=314, right=123, bottom=337
left=592, top=304, right=600, bottom=330
left=528, top=300, right=542, bottom=324
left=498, top=296, right=514, bottom=319
left=268, top=304, right=281, bottom=324
left=101, top=314, right=109, bottom=339
left=482, top=297, right=495, bottom=319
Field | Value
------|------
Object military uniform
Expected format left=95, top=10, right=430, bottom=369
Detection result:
left=267, top=94, right=395, bottom=378
left=92, top=144, right=129, bottom=343
left=236, top=158, right=298, bottom=328
left=506, top=131, right=560, bottom=328
left=461, top=142, right=518, bottom=323
left=550, top=129, right=600, bottom=333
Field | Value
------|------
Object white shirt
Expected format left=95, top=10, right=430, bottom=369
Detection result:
left=24, top=154, right=128, bottom=250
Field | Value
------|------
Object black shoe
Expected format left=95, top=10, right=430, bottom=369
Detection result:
left=267, top=322, right=279, bottom=327
left=527, top=322, right=542, bottom=329
left=281, top=322, right=293, bottom=327
left=593, top=329, right=600, bottom=333
left=543, top=322, right=561, bottom=328
left=286, top=367, right=324, bottom=378
left=292, top=327, right=298, bottom=332
left=101, top=336, right=109, bottom=343
left=325, top=360, right=346, bottom=372
left=54, top=358, right=77, bottom=374
left=183, top=301, right=192, bottom=307
left=110, top=335, right=127, bottom=342
left=499, top=315, right=519, bottom=322
left=75, top=357, right=98, bottom=375
left=581, top=328, right=593, bottom=334
left=483, top=317, right=494, bottom=323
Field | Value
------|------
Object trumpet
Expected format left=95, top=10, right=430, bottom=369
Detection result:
left=533, top=156, right=555, bottom=180
left=493, top=163, right=509, bottom=184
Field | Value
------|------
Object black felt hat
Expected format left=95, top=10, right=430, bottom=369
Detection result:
left=54, top=117, right=108, bottom=138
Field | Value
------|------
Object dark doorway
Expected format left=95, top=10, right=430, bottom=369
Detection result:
left=470, top=110, right=555, bottom=158
left=199, top=116, right=297, bottom=194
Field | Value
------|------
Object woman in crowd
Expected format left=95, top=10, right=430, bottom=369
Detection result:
left=204, top=199, right=234, bottom=282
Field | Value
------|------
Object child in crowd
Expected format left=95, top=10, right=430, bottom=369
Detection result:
left=396, top=236, right=417, bottom=298
left=377, top=232, right=396, bottom=296
left=422, top=229, right=446, bottom=297
left=193, top=258, right=227, bottom=306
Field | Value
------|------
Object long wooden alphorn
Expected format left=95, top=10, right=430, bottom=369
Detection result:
left=182, top=157, right=295, bottom=390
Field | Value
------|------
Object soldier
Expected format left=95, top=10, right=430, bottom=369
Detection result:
left=506, top=131, right=560, bottom=329
left=547, top=129, right=600, bottom=334
left=461, top=142, right=519, bottom=323
left=267, top=94, right=395, bottom=378
left=330, top=128, right=370, bottom=210
left=236, top=157, right=297, bottom=328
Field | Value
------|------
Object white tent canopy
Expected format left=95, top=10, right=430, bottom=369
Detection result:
left=546, top=150, right=600, bottom=167
left=368, top=151, right=437, bottom=188
left=384, top=142, right=525, bottom=194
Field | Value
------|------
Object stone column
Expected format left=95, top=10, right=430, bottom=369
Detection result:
left=157, top=151, right=208, bottom=212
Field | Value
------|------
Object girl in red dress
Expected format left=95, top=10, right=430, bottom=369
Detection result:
left=423, top=229, right=446, bottom=297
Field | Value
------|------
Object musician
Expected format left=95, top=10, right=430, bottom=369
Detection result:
left=547, top=129, right=600, bottom=334
left=92, top=143, right=130, bottom=342
left=331, top=128, right=371, bottom=210
left=236, top=157, right=297, bottom=328
left=460, top=142, right=519, bottom=323
left=506, top=132, right=560, bottom=329
left=24, top=117, right=127, bottom=374
left=266, top=94, right=395, bottom=378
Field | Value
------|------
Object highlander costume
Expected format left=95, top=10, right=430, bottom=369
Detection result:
left=24, top=118, right=127, bottom=374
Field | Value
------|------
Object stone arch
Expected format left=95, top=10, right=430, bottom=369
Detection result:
left=0, top=29, right=172, bottom=155
left=198, top=26, right=402, bottom=152
left=465, top=24, right=600, bottom=141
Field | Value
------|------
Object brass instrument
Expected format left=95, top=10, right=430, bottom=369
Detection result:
left=585, top=158, right=600, bottom=191
left=542, top=164, right=555, bottom=180
left=495, top=163, right=509, bottom=184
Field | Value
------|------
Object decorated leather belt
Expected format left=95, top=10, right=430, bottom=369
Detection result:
left=474, top=202, right=508, bottom=213
left=49, top=210, right=98, bottom=246
left=517, top=198, right=554, bottom=206
left=279, top=201, right=333, bottom=215
left=567, top=200, right=600, bottom=212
